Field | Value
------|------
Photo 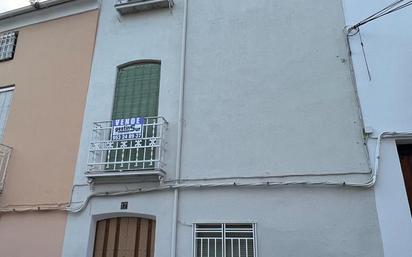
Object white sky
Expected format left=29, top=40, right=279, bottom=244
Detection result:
left=0, top=0, right=47, bottom=13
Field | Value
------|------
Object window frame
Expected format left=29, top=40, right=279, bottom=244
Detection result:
left=0, top=85, right=15, bottom=143
left=106, top=61, right=161, bottom=171
left=397, top=144, right=412, bottom=216
left=0, top=85, right=15, bottom=93
left=193, top=223, right=257, bottom=257
left=112, top=60, right=161, bottom=120
left=0, top=31, right=18, bottom=62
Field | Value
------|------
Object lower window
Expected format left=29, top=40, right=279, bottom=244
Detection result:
left=194, top=223, right=256, bottom=257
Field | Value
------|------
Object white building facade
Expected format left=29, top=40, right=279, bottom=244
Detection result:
left=343, top=1, right=412, bottom=256
left=62, top=0, right=386, bottom=256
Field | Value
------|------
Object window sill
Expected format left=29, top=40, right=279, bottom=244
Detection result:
left=115, top=0, right=173, bottom=15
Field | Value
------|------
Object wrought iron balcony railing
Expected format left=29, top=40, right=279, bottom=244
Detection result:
left=86, top=117, right=167, bottom=178
left=0, top=144, right=12, bottom=192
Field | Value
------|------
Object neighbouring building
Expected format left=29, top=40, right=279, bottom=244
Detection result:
left=61, top=0, right=385, bottom=257
left=0, top=0, right=99, bottom=256
left=343, top=1, right=412, bottom=256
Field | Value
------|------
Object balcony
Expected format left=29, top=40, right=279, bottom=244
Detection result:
left=0, top=144, right=12, bottom=192
left=86, top=117, right=167, bottom=182
left=115, top=0, right=173, bottom=15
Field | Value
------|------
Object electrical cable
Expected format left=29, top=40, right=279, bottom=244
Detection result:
left=2, top=130, right=409, bottom=214
left=358, top=30, right=372, bottom=81
left=348, top=0, right=412, bottom=33
left=60, top=132, right=412, bottom=213
left=343, top=1, right=412, bottom=80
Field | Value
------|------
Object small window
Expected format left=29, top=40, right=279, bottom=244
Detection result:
left=0, top=32, right=17, bottom=61
left=194, top=223, right=256, bottom=257
left=0, top=86, right=14, bottom=142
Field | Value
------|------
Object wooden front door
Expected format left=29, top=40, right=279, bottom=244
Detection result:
left=93, top=217, right=156, bottom=257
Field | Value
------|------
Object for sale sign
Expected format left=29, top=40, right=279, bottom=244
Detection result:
left=111, top=117, right=144, bottom=141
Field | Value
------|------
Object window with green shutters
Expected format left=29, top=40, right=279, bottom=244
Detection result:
left=112, top=62, right=160, bottom=119
left=108, top=61, right=161, bottom=171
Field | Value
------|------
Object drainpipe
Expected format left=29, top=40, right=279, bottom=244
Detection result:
left=171, top=0, right=189, bottom=256
left=368, top=132, right=412, bottom=186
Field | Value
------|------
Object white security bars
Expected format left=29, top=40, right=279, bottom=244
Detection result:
left=87, top=116, right=167, bottom=173
left=194, top=224, right=256, bottom=257
left=0, top=32, right=17, bottom=61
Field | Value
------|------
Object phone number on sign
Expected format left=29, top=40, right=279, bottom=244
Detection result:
left=112, top=133, right=142, bottom=141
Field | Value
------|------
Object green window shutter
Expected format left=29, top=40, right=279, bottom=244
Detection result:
left=109, top=62, right=161, bottom=171
left=112, top=62, right=160, bottom=120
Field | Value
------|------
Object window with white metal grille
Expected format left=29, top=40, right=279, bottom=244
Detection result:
left=194, top=223, right=256, bottom=257
left=0, top=32, right=17, bottom=61
left=0, top=86, right=14, bottom=142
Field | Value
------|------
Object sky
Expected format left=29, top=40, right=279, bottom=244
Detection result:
left=0, top=0, right=46, bottom=13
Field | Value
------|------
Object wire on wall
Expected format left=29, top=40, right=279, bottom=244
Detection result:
left=358, top=30, right=372, bottom=81
left=348, top=0, right=412, bottom=33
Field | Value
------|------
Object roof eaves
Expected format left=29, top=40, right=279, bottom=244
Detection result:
left=0, top=0, right=75, bottom=21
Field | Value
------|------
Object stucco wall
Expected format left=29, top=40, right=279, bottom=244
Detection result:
left=64, top=188, right=383, bottom=257
left=71, top=0, right=183, bottom=185
left=63, top=0, right=384, bottom=256
left=72, top=0, right=371, bottom=185
left=0, top=7, right=99, bottom=257
left=181, top=0, right=368, bottom=179
left=178, top=189, right=382, bottom=257
left=0, top=9, right=99, bottom=205
left=0, top=212, right=67, bottom=257
left=342, top=0, right=412, bottom=256
left=370, top=139, right=412, bottom=257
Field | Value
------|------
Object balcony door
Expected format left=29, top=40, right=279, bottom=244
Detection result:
left=109, top=62, right=161, bottom=171
left=93, top=217, right=156, bottom=257
left=112, top=62, right=160, bottom=120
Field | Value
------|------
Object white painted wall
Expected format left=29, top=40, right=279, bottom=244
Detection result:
left=181, top=0, right=369, bottom=179
left=64, top=188, right=382, bottom=257
left=342, top=0, right=412, bottom=256
left=63, top=0, right=385, bottom=256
